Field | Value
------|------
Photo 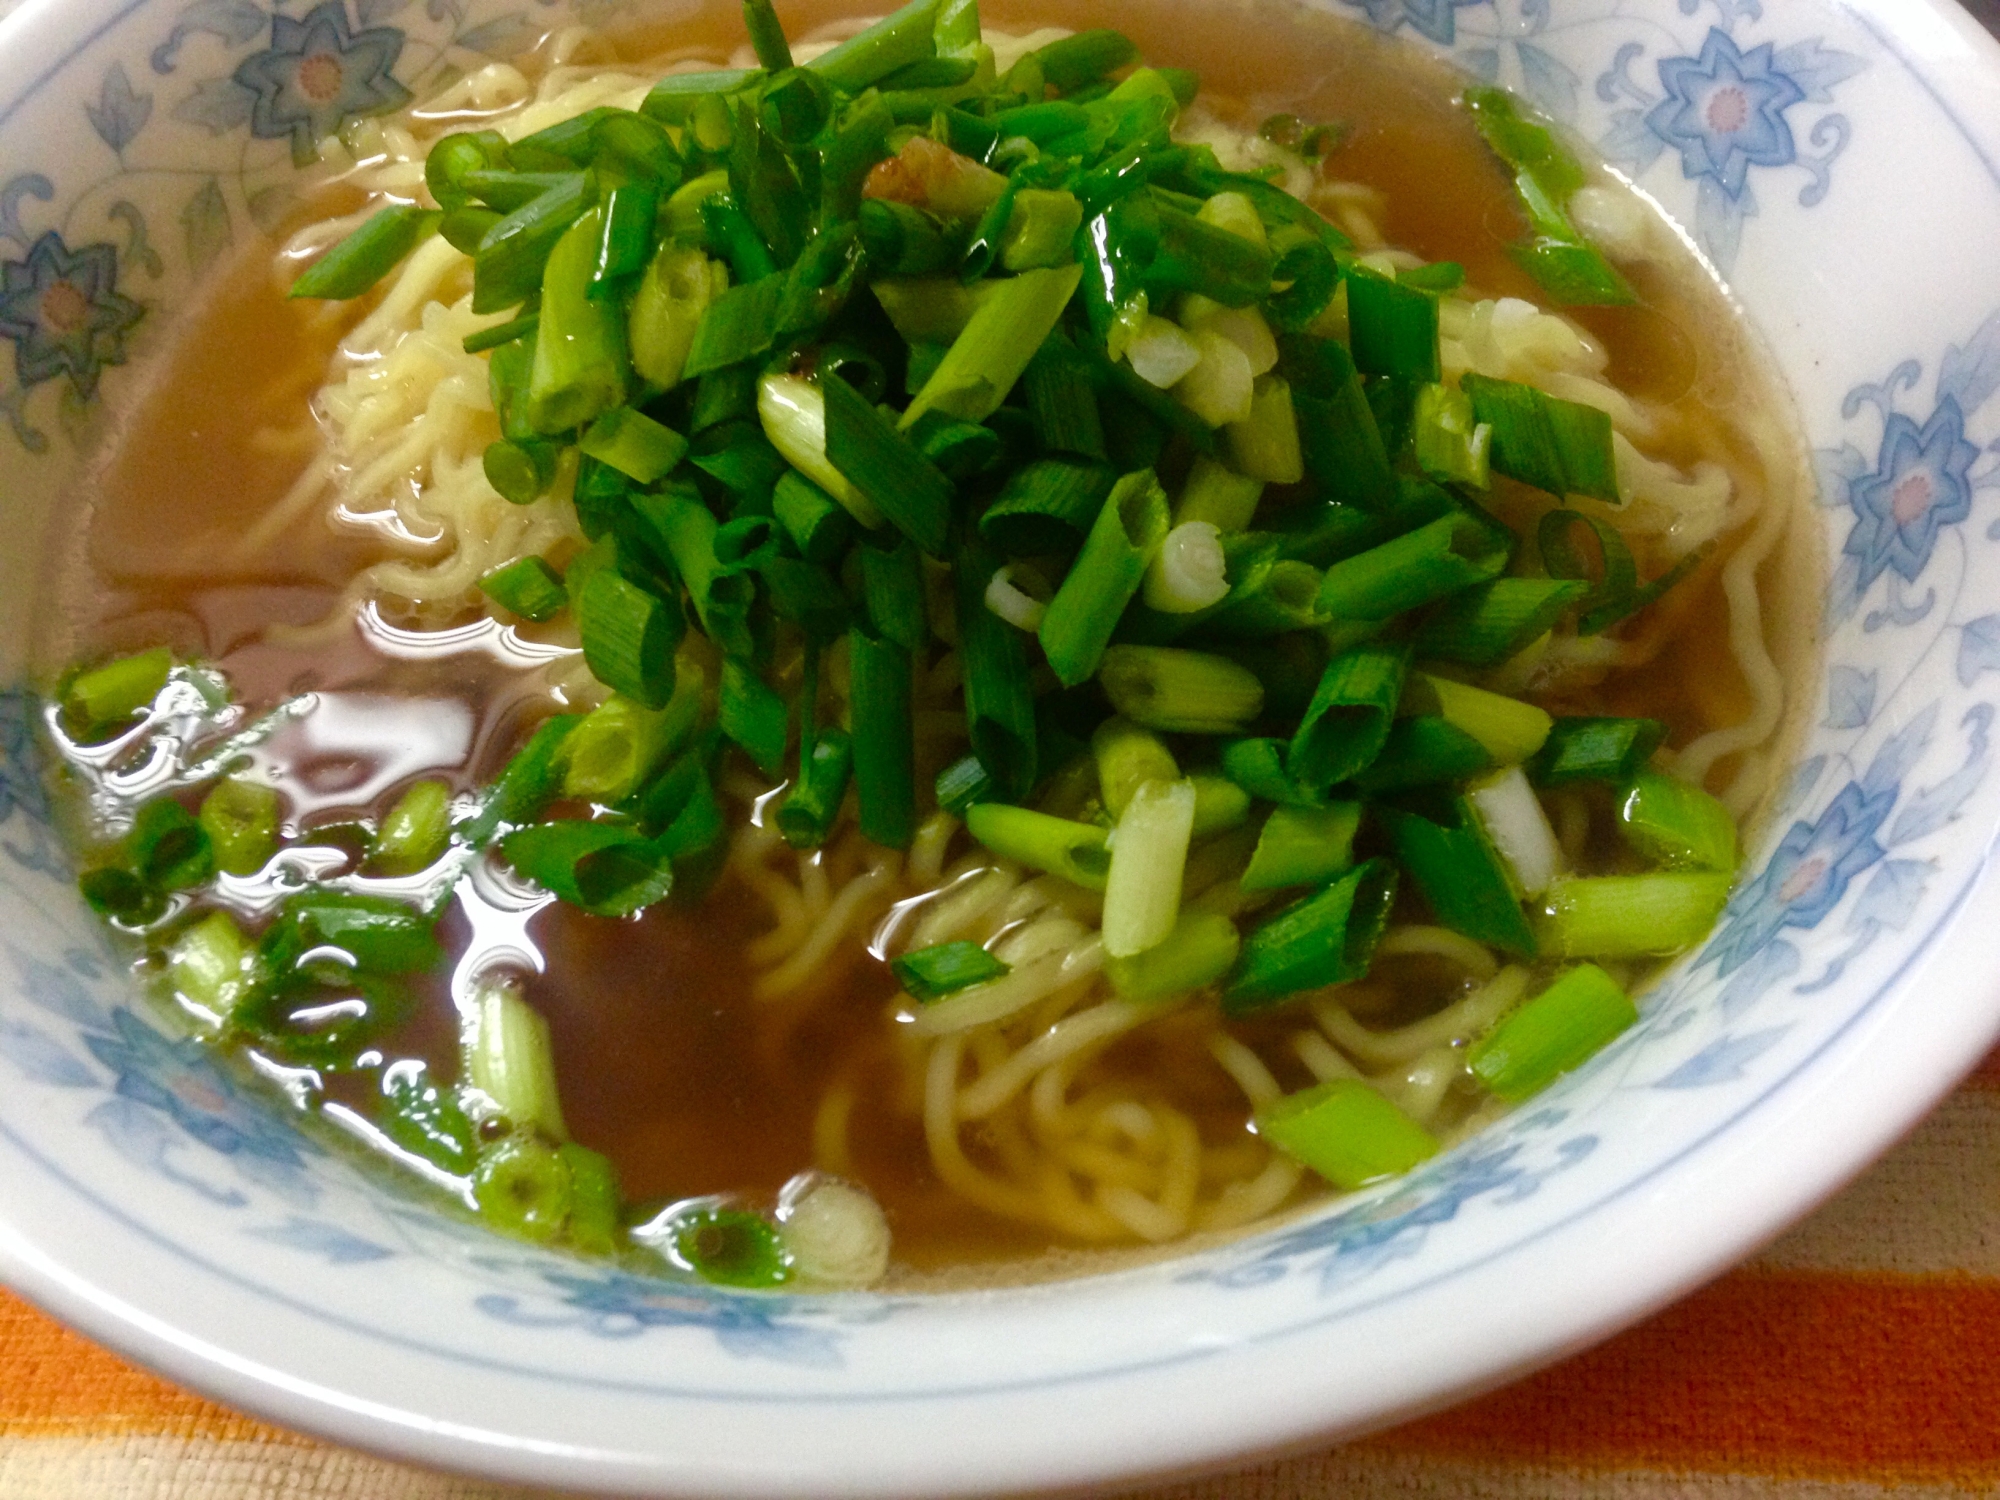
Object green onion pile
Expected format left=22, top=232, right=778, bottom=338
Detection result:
left=52, top=0, right=1751, bottom=1275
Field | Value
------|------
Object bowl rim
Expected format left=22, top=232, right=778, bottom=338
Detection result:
left=4, top=0, right=2000, bottom=1492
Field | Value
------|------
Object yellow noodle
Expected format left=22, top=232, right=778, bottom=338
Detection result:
left=1312, top=966, right=1530, bottom=1070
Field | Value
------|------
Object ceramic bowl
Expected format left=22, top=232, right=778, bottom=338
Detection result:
left=4, top=0, right=2000, bottom=1494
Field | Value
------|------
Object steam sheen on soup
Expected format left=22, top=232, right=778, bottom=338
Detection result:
left=37, top=0, right=1814, bottom=1290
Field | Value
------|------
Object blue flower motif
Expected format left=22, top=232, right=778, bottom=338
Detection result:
left=1335, top=0, right=1484, bottom=46
left=83, top=1008, right=309, bottom=1167
left=479, top=1270, right=845, bottom=1366
left=1646, top=28, right=1805, bottom=198
left=1704, top=781, right=1893, bottom=976
left=232, top=1, right=410, bottom=166
left=0, top=689, right=48, bottom=828
left=0, top=232, right=143, bottom=400
left=1841, top=397, right=1980, bottom=596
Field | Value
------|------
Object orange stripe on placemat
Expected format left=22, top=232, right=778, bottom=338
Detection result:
left=1368, top=1267, right=2000, bottom=1483
left=0, top=1289, right=295, bottom=1442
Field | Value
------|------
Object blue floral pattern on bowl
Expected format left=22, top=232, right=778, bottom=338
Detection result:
left=231, top=1, right=413, bottom=165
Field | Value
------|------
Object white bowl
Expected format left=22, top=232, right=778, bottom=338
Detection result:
left=5, top=0, right=2000, bottom=1493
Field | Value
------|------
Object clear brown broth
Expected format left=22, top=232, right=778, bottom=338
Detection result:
left=41, top=0, right=1806, bottom=1279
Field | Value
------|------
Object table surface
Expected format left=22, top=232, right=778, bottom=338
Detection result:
left=7, top=2, right=2000, bottom=1495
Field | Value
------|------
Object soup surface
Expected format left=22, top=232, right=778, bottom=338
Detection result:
left=37, top=0, right=1817, bottom=1288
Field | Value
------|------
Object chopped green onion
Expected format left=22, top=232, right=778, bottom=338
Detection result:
left=742, top=0, right=793, bottom=70
left=979, top=458, right=1112, bottom=556
left=719, top=657, right=788, bottom=777
left=472, top=173, right=593, bottom=315
left=935, top=752, right=994, bottom=816
left=265, top=891, right=442, bottom=976
left=1099, top=646, right=1264, bottom=734
left=642, top=67, right=759, bottom=124
left=501, top=819, right=675, bottom=916
left=1536, top=871, right=1733, bottom=958
left=380, top=1062, right=479, bottom=1176
left=1189, top=774, right=1252, bottom=835
left=954, top=540, right=1039, bottom=800
left=903, top=264, right=1084, bottom=429
left=1320, top=508, right=1504, bottom=620
left=757, top=372, right=882, bottom=527
left=809, top=0, right=944, bottom=92
left=463, top=715, right=580, bottom=845
left=778, top=727, right=853, bottom=850
left=1092, top=717, right=1178, bottom=821
left=629, top=245, right=722, bottom=390
left=1173, top=455, right=1263, bottom=532
left=463, top=311, right=539, bottom=355
left=1220, top=736, right=1315, bottom=807
left=1467, top=765, right=1566, bottom=897
left=1254, top=1078, right=1438, bottom=1188
left=683, top=272, right=790, bottom=380
left=527, top=208, right=629, bottom=434
left=425, top=129, right=508, bottom=209
left=1411, top=578, right=1589, bottom=667
left=63, top=647, right=172, bottom=740
left=668, top=1206, right=793, bottom=1287
left=894, top=939, right=1011, bottom=1001
left=1464, top=86, right=1635, bottom=308
left=862, top=534, right=929, bottom=652
left=79, top=866, right=159, bottom=924
left=1344, top=268, right=1440, bottom=382
left=198, top=777, right=281, bottom=877
left=472, top=1133, right=574, bottom=1243
left=1105, top=910, right=1240, bottom=1003
left=1469, top=963, right=1637, bottom=1102
left=1033, top=28, right=1138, bottom=91
left=563, top=676, right=702, bottom=805
left=1618, top=770, right=1737, bottom=872
left=577, top=570, right=681, bottom=709
left=848, top=626, right=917, bottom=848
left=1280, top=333, right=1397, bottom=510
left=289, top=205, right=440, bottom=300
left=1412, top=381, right=1492, bottom=488
left=1354, top=717, right=1492, bottom=793
left=1289, top=643, right=1407, bottom=795
left=371, top=779, right=452, bottom=876
left=1226, top=374, right=1304, bottom=484
left=167, top=910, right=262, bottom=1023
left=958, top=180, right=1018, bottom=282
left=823, top=368, right=954, bottom=556
left=772, top=470, right=856, bottom=565
left=479, top=556, right=568, bottom=622
left=483, top=438, right=559, bottom=504
left=1224, top=858, right=1399, bottom=1012
left=1410, top=673, right=1552, bottom=766
left=1529, top=715, right=1667, bottom=786
left=1380, top=795, right=1536, bottom=957
left=129, top=798, right=213, bottom=892
left=963, top=802, right=1110, bottom=890
left=1459, top=374, right=1618, bottom=503
left=1040, top=468, right=1171, bottom=687
left=559, top=1142, right=622, bottom=1255
left=591, top=182, right=659, bottom=297
left=1102, top=777, right=1197, bottom=958
left=1241, top=802, right=1360, bottom=892
left=1023, top=336, right=1106, bottom=460
left=1206, top=557, right=1326, bottom=639
left=579, top=407, right=688, bottom=484
left=633, top=488, right=756, bottom=658
left=1003, top=189, right=1084, bottom=272
left=858, top=199, right=960, bottom=277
